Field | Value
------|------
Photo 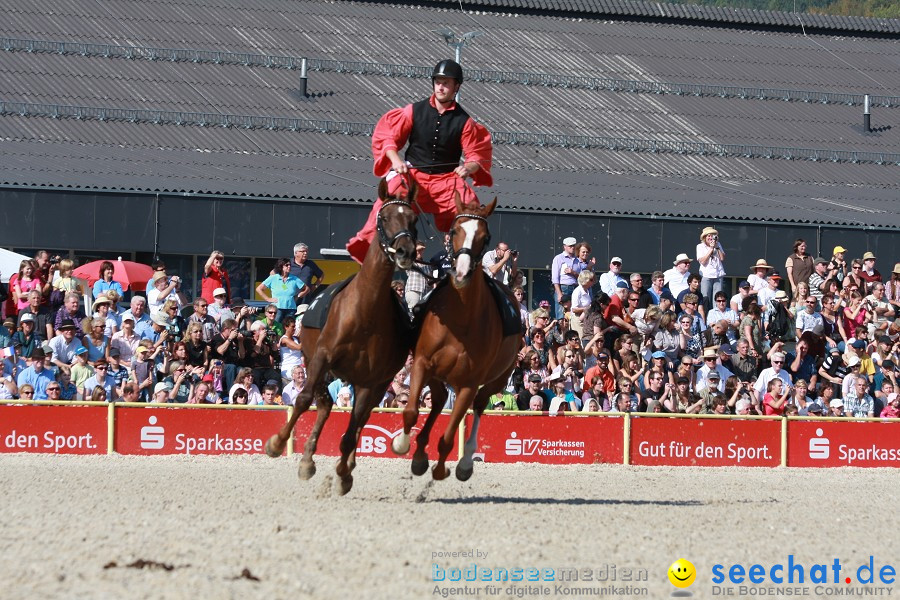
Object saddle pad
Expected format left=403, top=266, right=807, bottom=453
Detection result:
left=301, top=275, right=355, bottom=330
left=484, top=274, right=525, bottom=338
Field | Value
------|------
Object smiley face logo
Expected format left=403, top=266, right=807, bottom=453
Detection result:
left=668, top=558, right=696, bottom=588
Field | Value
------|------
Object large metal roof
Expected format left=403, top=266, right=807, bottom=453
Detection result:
left=0, top=0, right=898, bottom=228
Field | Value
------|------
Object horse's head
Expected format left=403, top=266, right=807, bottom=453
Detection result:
left=375, top=177, right=419, bottom=270
left=449, top=192, right=497, bottom=287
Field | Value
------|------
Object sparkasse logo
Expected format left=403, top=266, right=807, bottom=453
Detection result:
left=140, top=416, right=165, bottom=450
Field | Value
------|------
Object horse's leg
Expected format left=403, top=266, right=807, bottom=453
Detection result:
left=297, top=389, right=332, bottom=480
left=456, top=373, right=507, bottom=482
left=335, top=386, right=381, bottom=496
left=411, top=380, right=448, bottom=476
left=433, top=386, right=475, bottom=481
left=391, top=358, right=426, bottom=456
left=265, top=350, right=327, bottom=458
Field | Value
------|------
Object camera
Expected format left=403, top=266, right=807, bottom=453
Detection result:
left=49, top=256, right=60, bottom=265
left=510, top=250, right=519, bottom=258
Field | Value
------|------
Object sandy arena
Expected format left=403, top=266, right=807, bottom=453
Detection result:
left=2, top=454, right=895, bottom=599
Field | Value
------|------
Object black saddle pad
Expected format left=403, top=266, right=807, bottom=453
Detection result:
left=414, top=273, right=522, bottom=338
left=301, top=276, right=354, bottom=330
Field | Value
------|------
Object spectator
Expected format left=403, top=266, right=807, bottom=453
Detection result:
left=146, top=312, right=172, bottom=348
left=184, top=323, right=208, bottom=370
left=482, top=240, right=518, bottom=286
left=678, top=292, right=706, bottom=336
left=83, top=359, right=118, bottom=401
left=828, top=398, right=845, bottom=417
left=130, top=344, right=154, bottom=401
left=289, top=243, right=323, bottom=300
left=163, top=361, right=192, bottom=403
left=645, top=271, right=665, bottom=307
left=247, top=320, right=279, bottom=390
left=808, top=257, right=835, bottom=300
left=570, top=270, right=595, bottom=337
left=791, top=379, right=818, bottom=415
left=880, top=392, right=900, bottom=419
left=0, top=360, right=17, bottom=399
left=51, top=259, right=83, bottom=309
left=83, top=318, right=110, bottom=366
left=859, top=251, right=882, bottom=292
left=188, top=297, right=218, bottom=343
left=785, top=238, right=814, bottom=293
left=230, top=386, right=249, bottom=405
left=207, top=359, right=228, bottom=402
left=48, top=318, right=82, bottom=374
left=707, top=291, right=739, bottom=331
left=757, top=273, right=781, bottom=325
left=122, top=296, right=153, bottom=340
left=841, top=292, right=870, bottom=347
left=730, top=280, right=752, bottom=314
left=841, top=355, right=862, bottom=397
left=551, top=237, right=579, bottom=319
left=256, top=258, right=305, bottom=322
left=186, top=381, right=214, bottom=405
left=405, top=241, right=430, bottom=310
left=730, top=338, right=758, bottom=383
left=201, top=250, right=231, bottom=304
left=664, top=254, right=692, bottom=297
left=91, top=260, right=124, bottom=299
left=844, top=375, right=875, bottom=418
left=830, top=245, right=849, bottom=282
left=279, top=315, right=303, bottom=382
left=740, top=297, right=764, bottom=357
left=843, top=258, right=865, bottom=291
left=885, top=264, right=900, bottom=312
left=119, top=382, right=139, bottom=403
left=795, top=295, right=824, bottom=341
left=788, top=281, right=811, bottom=319
left=512, top=287, right=529, bottom=331
left=754, top=351, right=793, bottom=395
left=16, top=347, right=53, bottom=399
left=281, top=364, right=306, bottom=407
left=763, top=378, right=790, bottom=416
left=210, top=318, right=245, bottom=391
left=747, top=259, right=774, bottom=295
left=13, top=314, right=40, bottom=358
left=20, top=289, right=54, bottom=341
left=111, top=314, right=140, bottom=368
left=207, top=288, right=233, bottom=324
left=147, top=271, right=183, bottom=315
left=696, top=347, right=733, bottom=393
left=696, top=226, right=726, bottom=311
left=13, top=260, right=41, bottom=314
left=143, top=260, right=167, bottom=295
left=106, top=347, right=128, bottom=392
left=866, top=283, right=895, bottom=336
left=806, top=402, right=824, bottom=417
left=91, top=294, right=119, bottom=338
left=152, top=382, right=171, bottom=404
left=598, top=257, right=626, bottom=296
left=710, top=394, right=730, bottom=415
left=54, top=292, right=87, bottom=338
left=604, top=281, right=637, bottom=347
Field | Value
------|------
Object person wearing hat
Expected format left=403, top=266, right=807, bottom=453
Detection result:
left=47, top=318, right=83, bottom=374
left=808, top=257, right=836, bottom=300
left=0, top=317, right=15, bottom=348
left=12, top=313, right=40, bottom=358
left=757, top=272, right=783, bottom=326
left=885, top=263, right=900, bottom=313
left=207, top=287, right=234, bottom=324
left=830, top=245, right=849, bottom=281
left=15, top=347, right=54, bottom=399
left=747, top=259, right=774, bottom=293
left=152, top=381, right=172, bottom=404
left=147, top=270, right=183, bottom=316
left=91, top=293, right=120, bottom=338
left=663, top=253, right=692, bottom=297
left=551, top=237, right=580, bottom=319
left=696, top=347, right=733, bottom=393
left=696, top=226, right=726, bottom=312
left=346, top=59, right=492, bottom=264
left=859, top=251, right=882, bottom=292
left=827, top=397, right=845, bottom=417
left=598, top=256, right=626, bottom=297
left=785, top=238, right=814, bottom=294
left=517, top=373, right=548, bottom=411
left=147, top=312, right=172, bottom=348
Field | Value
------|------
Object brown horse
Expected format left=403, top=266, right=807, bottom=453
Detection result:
left=392, top=193, right=522, bottom=481
left=265, top=177, right=419, bottom=495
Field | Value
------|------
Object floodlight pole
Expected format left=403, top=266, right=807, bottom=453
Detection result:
left=433, top=29, right=482, bottom=102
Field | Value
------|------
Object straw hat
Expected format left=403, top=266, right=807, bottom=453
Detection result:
left=751, top=259, right=774, bottom=271
left=700, top=227, right=718, bottom=240
left=673, top=253, right=691, bottom=265
left=863, top=251, right=877, bottom=261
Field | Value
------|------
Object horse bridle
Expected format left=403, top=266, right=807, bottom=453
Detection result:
left=449, top=212, right=491, bottom=263
left=376, top=199, right=417, bottom=263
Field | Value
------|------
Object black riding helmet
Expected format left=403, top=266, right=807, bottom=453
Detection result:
left=432, top=59, right=464, bottom=84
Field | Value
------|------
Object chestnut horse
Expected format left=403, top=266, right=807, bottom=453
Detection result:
left=265, top=177, right=419, bottom=495
left=392, top=193, right=522, bottom=481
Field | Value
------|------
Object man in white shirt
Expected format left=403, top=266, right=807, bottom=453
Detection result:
left=598, top=257, right=626, bottom=297
left=754, top=351, right=793, bottom=395
left=663, top=254, right=692, bottom=298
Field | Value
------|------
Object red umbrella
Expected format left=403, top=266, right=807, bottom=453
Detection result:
left=73, top=258, right=155, bottom=291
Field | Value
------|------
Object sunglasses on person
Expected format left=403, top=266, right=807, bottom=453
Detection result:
left=47, top=386, right=61, bottom=392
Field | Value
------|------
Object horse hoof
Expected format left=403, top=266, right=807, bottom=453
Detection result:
left=265, top=435, right=285, bottom=458
left=298, top=460, right=317, bottom=480
left=455, top=463, right=474, bottom=482
left=392, top=434, right=411, bottom=455
left=432, top=464, right=449, bottom=481
left=338, top=475, right=353, bottom=496
left=411, top=456, right=429, bottom=476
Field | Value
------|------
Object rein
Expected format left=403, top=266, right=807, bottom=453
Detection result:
left=449, top=212, right=491, bottom=263
left=375, top=197, right=417, bottom=264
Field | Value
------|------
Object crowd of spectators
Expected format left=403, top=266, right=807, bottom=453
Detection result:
left=2, top=232, right=900, bottom=421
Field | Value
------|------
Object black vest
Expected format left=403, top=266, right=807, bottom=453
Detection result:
left=405, top=99, right=469, bottom=174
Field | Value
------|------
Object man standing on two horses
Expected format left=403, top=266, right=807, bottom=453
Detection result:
left=346, top=59, right=493, bottom=263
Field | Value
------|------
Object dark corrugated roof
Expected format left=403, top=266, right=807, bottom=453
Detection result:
left=0, top=0, right=897, bottom=229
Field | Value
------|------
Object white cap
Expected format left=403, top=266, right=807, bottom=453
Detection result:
left=610, top=256, right=623, bottom=264
left=154, top=382, right=171, bottom=395
left=846, top=354, right=861, bottom=367
left=830, top=399, right=844, bottom=408
left=562, top=237, right=577, bottom=246
left=212, top=287, right=227, bottom=297
left=296, top=304, right=309, bottom=316
left=338, top=386, right=351, bottom=397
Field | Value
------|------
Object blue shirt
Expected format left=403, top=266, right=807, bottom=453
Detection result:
left=261, top=274, right=305, bottom=310
left=92, top=280, right=124, bottom=299
left=83, top=374, right=117, bottom=400
left=16, top=367, right=55, bottom=399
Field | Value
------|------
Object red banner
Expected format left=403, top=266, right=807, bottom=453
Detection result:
left=293, top=410, right=462, bottom=459
left=115, top=406, right=286, bottom=456
left=475, top=414, right=624, bottom=464
left=630, top=417, right=780, bottom=467
left=0, top=405, right=107, bottom=454
left=788, top=420, right=900, bottom=467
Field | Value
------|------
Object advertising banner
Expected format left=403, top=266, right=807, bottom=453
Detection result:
left=0, top=405, right=107, bottom=454
left=115, top=406, right=287, bottom=456
left=788, top=420, right=900, bottom=467
left=475, top=414, right=624, bottom=464
left=293, top=409, right=462, bottom=459
left=630, top=417, right=780, bottom=467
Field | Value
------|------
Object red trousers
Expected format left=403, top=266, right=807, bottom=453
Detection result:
left=346, top=170, right=481, bottom=263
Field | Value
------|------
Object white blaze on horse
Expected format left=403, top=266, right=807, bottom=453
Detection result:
left=392, top=192, right=522, bottom=481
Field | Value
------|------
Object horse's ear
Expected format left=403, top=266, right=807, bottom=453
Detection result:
left=407, top=176, right=418, bottom=203
left=483, top=196, right=498, bottom=216
left=377, top=177, right=389, bottom=201
left=453, top=190, right=463, bottom=213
